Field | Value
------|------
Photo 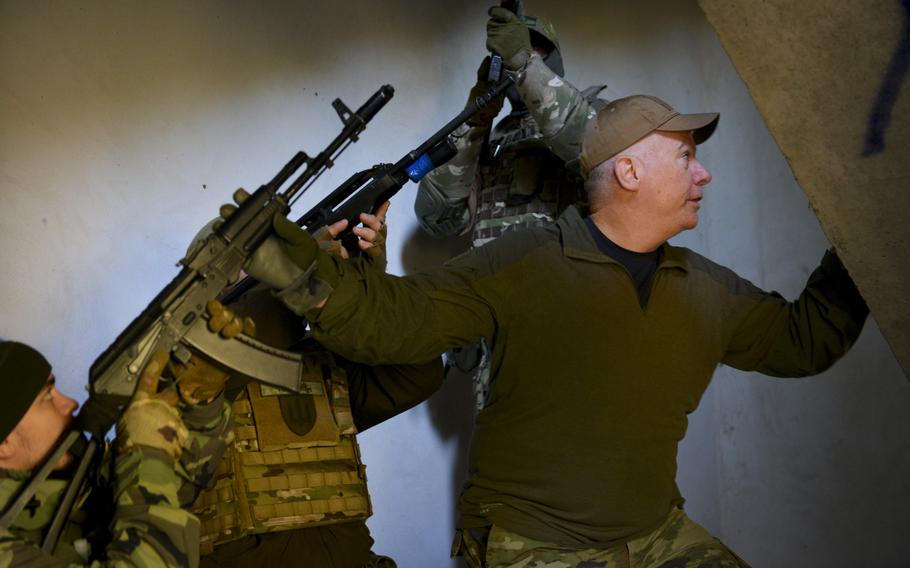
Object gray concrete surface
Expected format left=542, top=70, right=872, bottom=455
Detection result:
left=700, top=0, right=910, bottom=381
left=2, top=1, right=907, bottom=566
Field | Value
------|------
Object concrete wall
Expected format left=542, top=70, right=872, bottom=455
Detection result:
left=700, top=0, right=910, bottom=381
left=1, top=1, right=907, bottom=566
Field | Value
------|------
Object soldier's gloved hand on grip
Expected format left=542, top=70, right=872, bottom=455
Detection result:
left=465, top=57, right=506, bottom=128
left=117, top=351, right=189, bottom=461
left=314, top=200, right=390, bottom=271
left=171, top=299, right=255, bottom=405
left=356, top=200, right=389, bottom=271
left=487, top=6, right=532, bottom=71
left=221, top=188, right=338, bottom=315
left=206, top=297, right=256, bottom=339
left=218, top=189, right=315, bottom=290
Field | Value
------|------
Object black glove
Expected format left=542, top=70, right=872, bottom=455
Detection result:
left=465, top=57, right=506, bottom=128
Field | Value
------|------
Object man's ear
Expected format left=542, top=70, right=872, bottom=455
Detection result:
left=613, top=155, right=641, bottom=191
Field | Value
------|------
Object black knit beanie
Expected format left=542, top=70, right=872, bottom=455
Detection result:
left=0, top=341, right=52, bottom=441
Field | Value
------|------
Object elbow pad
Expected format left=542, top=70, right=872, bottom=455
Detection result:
left=415, top=180, right=472, bottom=239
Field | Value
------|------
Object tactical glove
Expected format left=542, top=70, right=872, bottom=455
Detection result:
left=117, top=352, right=188, bottom=461
left=465, top=57, right=506, bottom=128
left=486, top=6, right=532, bottom=71
left=218, top=188, right=338, bottom=315
left=246, top=213, right=320, bottom=289
left=312, top=225, right=346, bottom=259
left=311, top=200, right=388, bottom=270
left=361, top=218, right=387, bottom=270
left=170, top=300, right=255, bottom=404
left=217, top=188, right=320, bottom=291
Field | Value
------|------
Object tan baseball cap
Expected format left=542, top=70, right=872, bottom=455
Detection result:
left=579, top=95, right=719, bottom=177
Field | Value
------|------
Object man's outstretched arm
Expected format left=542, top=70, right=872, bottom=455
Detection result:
left=722, top=249, right=869, bottom=377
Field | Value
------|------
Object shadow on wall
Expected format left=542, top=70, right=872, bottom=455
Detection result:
left=399, top=223, right=472, bottom=274
left=400, top=224, right=476, bottom=535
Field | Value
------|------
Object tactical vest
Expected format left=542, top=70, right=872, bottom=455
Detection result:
left=473, top=111, right=585, bottom=247
left=193, top=350, right=371, bottom=555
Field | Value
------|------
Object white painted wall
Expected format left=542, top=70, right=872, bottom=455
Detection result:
left=2, top=1, right=907, bottom=566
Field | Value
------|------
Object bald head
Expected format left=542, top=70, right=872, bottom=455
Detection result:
left=584, top=131, right=668, bottom=208
left=584, top=129, right=712, bottom=252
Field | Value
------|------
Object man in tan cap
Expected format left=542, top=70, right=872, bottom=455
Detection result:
left=226, top=95, right=869, bottom=567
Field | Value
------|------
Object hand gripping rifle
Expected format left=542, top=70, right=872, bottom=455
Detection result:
left=487, top=0, right=524, bottom=82
left=0, top=85, right=394, bottom=553
left=222, top=75, right=515, bottom=304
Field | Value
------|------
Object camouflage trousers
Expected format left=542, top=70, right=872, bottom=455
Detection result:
left=452, top=508, right=750, bottom=568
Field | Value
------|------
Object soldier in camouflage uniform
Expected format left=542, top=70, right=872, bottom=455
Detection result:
left=194, top=205, right=444, bottom=568
left=0, top=336, right=235, bottom=567
left=415, top=7, right=604, bottom=411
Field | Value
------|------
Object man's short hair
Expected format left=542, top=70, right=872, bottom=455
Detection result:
left=583, top=156, right=615, bottom=196
left=580, top=95, right=719, bottom=177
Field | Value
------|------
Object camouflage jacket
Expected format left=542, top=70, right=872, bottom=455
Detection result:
left=0, top=396, right=233, bottom=567
left=416, top=53, right=601, bottom=242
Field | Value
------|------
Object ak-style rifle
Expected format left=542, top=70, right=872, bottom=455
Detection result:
left=0, top=85, right=395, bottom=554
left=222, top=74, right=515, bottom=304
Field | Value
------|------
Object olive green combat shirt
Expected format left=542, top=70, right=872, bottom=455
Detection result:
left=308, top=205, right=868, bottom=548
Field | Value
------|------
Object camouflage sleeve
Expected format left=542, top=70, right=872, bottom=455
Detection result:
left=0, top=447, right=202, bottom=567
left=0, top=529, right=70, bottom=567
left=102, top=445, right=202, bottom=567
left=414, top=123, right=487, bottom=238
left=101, top=397, right=233, bottom=566
left=176, top=394, right=234, bottom=507
left=516, top=52, right=599, bottom=163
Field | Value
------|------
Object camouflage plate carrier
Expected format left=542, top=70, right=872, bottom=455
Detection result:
left=458, top=110, right=587, bottom=411
left=193, top=348, right=371, bottom=555
left=472, top=110, right=585, bottom=248
left=416, top=52, right=605, bottom=412
left=447, top=85, right=603, bottom=411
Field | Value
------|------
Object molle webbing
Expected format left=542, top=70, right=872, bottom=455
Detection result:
left=194, top=357, right=370, bottom=554
left=474, top=114, right=584, bottom=247
left=474, top=149, right=578, bottom=247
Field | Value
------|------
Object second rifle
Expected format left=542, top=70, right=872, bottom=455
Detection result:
left=223, top=75, right=514, bottom=303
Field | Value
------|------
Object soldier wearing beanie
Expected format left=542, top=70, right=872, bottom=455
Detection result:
left=229, top=93, right=869, bottom=566
left=0, top=341, right=75, bottom=472
left=0, top=338, right=234, bottom=566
